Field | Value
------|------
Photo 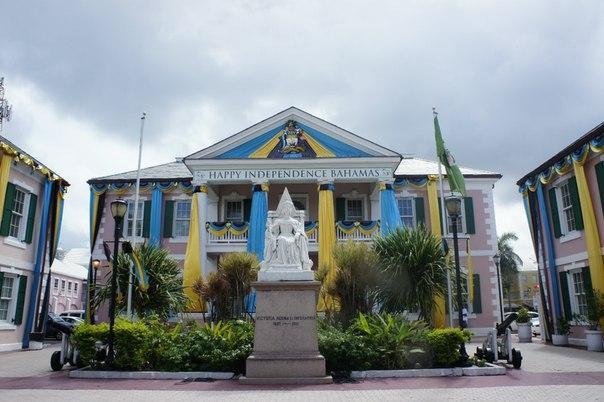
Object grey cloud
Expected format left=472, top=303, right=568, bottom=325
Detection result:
left=1, top=1, right=604, bottom=250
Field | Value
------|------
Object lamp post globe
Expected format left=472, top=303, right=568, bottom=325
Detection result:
left=107, top=198, right=127, bottom=366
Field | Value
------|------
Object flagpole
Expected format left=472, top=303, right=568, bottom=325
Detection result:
left=127, top=112, right=146, bottom=319
left=434, top=107, right=454, bottom=327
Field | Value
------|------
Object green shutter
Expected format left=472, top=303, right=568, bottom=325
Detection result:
left=24, top=193, right=37, bottom=244
left=414, top=197, right=425, bottom=227
left=559, top=271, right=572, bottom=320
left=142, top=200, right=151, bottom=238
left=464, top=197, right=475, bottom=234
left=13, top=275, right=27, bottom=325
left=548, top=187, right=562, bottom=238
left=335, top=198, right=346, bottom=221
left=567, top=176, right=584, bottom=230
left=0, top=182, right=16, bottom=236
left=582, top=266, right=593, bottom=294
left=472, top=273, right=482, bottom=314
left=163, top=200, right=174, bottom=238
left=595, top=162, right=604, bottom=216
left=243, top=198, right=252, bottom=222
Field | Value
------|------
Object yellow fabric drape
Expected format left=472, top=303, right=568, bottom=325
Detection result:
left=467, top=239, right=474, bottom=303
left=250, top=131, right=283, bottom=158
left=573, top=161, right=604, bottom=321
left=183, top=192, right=206, bottom=312
left=303, top=132, right=336, bottom=157
left=0, top=152, right=12, bottom=219
left=318, top=184, right=337, bottom=311
left=427, top=178, right=446, bottom=327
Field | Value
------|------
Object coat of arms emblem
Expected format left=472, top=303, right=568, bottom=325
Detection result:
left=281, top=120, right=305, bottom=155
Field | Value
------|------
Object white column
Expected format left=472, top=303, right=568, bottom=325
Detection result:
left=370, top=182, right=381, bottom=221
left=197, top=184, right=209, bottom=277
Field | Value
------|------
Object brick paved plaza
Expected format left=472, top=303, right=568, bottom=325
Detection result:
left=1, top=338, right=603, bottom=401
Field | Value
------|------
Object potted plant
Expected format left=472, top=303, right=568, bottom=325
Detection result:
left=552, top=317, right=571, bottom=346
left=576, top=289, right=604, bottom=352
left=516, top=307, right=532, bottom=343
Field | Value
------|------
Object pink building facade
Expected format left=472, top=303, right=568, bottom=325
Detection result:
left=518, top=122, right=604, bottom=347
left=89, top=107, right=502, bottom=333
left=0, top=136, right=69, bottom=351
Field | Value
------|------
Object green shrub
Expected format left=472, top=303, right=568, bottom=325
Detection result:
left=352, top=313, right=428, bottom=369
left=318, top=322, right=377, bottom=372
left=516, top=307, right=530, bottom=324
left=72, top=322, right=109, bottom=367
left=425, top=328, right=471, bottom=367
left=72, top=318, right=253, bottom=373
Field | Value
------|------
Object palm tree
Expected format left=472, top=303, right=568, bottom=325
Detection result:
left=322, top=241, right=379, bottom=324
left=93, top=244, right=187, bottom=321
left=373, top=226, right=450, bottom=325
left=497, top=232, right=523, bottom=310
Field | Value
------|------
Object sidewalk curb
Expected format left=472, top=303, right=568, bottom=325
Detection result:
left=350, top=363, right=505, bottom=379
left=69, top=370, right=235, bottom=380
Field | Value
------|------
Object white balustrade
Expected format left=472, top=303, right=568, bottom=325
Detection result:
left=206, top=221, right=380, bottom=245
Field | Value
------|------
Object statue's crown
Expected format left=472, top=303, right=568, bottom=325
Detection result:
left=276, top=187, right=295, bottom=213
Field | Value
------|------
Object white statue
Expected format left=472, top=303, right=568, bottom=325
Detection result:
left=259, top=188, right=314, bottom=281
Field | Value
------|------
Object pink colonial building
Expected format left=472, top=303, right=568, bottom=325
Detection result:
left=0, top=136, right=68, bottom=351
left=88, top=107, right=502, bottom=332
left=518, top=122, right=604, bottom=347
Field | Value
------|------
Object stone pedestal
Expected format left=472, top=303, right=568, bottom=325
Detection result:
left=239, top=281, right=331, bottom=384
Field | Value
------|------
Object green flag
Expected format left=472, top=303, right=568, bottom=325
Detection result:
left=434, top=113, right=466, bottom=196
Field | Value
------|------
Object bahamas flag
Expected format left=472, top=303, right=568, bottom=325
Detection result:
left=434, top=113, right=466, bottom=196
left=129, top=252, right=149, bottom=291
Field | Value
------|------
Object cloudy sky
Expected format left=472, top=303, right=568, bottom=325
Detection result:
left=1, top=1, right=603, bottom=269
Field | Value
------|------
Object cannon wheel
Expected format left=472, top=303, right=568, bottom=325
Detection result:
left=512, top=348, right=522, bottom=369
left=50, top=351, right=63, bottom=371
left=485, top=350, right=495, bottom=363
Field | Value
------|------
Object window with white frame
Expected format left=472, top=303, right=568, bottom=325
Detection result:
left=61, top=280, right=65, bottom=292
left=397, top=197, right=415, bottom=228
left=74, top=282, right=78, bottom=295
left=558, top=181, right=576, bottom=234
left=345, top=198, right=364, bottom=221
left=0, top=275, right=16, bottom=322
left=571, top=270, right=588, bottom=316
left=53, top=278, right=59, bottom=289
left=125, top=200, right=144, bottom=238
left=9, top=187, right=28, bottom=240
left=67, top=281, right=72, bottom=293
left=225, top=200, right=243, bottom=221
left=174, top=201, right=191, bottom=237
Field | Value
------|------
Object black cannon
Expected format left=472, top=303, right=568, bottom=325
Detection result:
left=49, top=315, right=81, bottom=371
left=476, top=313, right=522, bottom=369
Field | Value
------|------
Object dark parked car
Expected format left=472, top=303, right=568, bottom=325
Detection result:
left=45, top=314, right=68, bottom=340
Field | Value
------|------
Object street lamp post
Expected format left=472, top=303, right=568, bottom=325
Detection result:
left=493, top=254, right=504, bottom=322
left=445, top=194, right=468, bottom=365
left=107, top=198, right=127, bottom=366
left=90, top=259, right=101, bottom=324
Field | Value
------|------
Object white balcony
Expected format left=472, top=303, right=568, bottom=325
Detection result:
left=206, top=220, right=380, bottom=252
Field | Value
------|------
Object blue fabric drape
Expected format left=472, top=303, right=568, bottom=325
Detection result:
left=22, top=179, right=52, bottom=348
left=536, top=182, right=562, bottom=320
left=380, top=184, right=402, bottom=235
left=245, top=185, right=267, bottom=313
left=149, top=187, right=163, bottom=246
left=247, top=186, right=268, bottom=259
